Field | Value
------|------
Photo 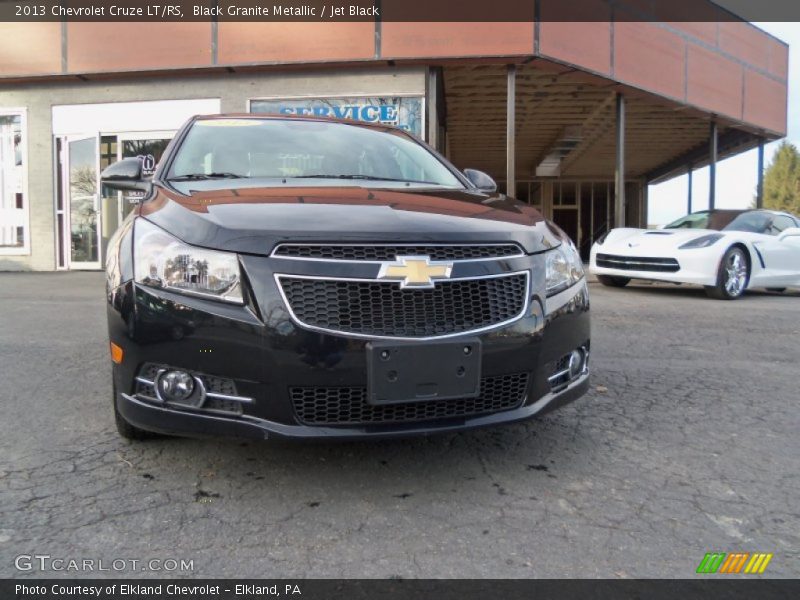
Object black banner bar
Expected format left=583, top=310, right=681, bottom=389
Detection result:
left=2, top=0, right=800, bottom=22
left=4, top=579, right=800, bottom=600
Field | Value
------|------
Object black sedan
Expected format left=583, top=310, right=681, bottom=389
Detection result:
left=103, top=114, right=590, bottom=440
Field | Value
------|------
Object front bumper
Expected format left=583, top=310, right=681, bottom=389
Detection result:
left=589, top=246, right=718, bottom=286
left=118, top=373, right=589, bottom=440
left=108, top=265, right=590, bottom=440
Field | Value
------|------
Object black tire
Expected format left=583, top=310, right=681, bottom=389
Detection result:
left=767, top=287, right=786, bottom=293
left=596, top=274, right=631, bottom=288
left=705, top=246, right=749, bottom=300
left=113, top=381, right=153, bottom=441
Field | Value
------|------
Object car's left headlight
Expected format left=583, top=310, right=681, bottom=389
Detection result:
left=678, top=233, right=724, bottom=249
left=133, top=218, right=244, bottom=304
left=546, top=241, right=584, bottom=297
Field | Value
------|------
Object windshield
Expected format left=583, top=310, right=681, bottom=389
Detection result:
left=663, top=212, right=711, bottom=229
left=167, top=118, right=464, bottom=188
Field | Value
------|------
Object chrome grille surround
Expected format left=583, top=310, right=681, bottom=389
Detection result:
left=275, top=271, right=530, bottom=341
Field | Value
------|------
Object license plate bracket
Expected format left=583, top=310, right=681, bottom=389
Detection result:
left=366, top=339, right=481, bottom=405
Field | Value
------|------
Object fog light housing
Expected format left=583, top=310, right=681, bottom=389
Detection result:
left=568, top=349, right=586, bottom=379
left=157, top=370, right=196, bottom=403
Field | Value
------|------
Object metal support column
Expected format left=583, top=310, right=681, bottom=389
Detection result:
left=709, top=121, right=718, bottom=210
left=506, top=64, right=516, bottom=196
left=756, top=140, right=765, bottom=208
left=614, top=93, right=626, bottom=227
left=427, top=68, right=438, bottom=150
left=687, top=165, right=693, bottom=214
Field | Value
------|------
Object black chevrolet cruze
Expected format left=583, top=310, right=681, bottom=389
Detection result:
left=103, top=114, right=590, bottom=440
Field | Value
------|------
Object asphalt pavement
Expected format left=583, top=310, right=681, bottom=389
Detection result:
left=0, top=273, right=798, bottom=578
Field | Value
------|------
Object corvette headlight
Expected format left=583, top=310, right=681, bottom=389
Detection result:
left=133, top=218, right=243, bottom=304
left=546, top=242, right=584, bottom=297
left=679, top=233, right=724, bottom=249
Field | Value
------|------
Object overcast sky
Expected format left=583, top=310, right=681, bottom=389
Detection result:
left=647, top=22, right=799, bottom=225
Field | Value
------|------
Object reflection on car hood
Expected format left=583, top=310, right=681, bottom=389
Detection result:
left=139, top=185, right=564, bottom=255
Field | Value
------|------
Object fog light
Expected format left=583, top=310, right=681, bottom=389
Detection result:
left=568, top=349, right=585, bottom=379
left=157, top=370, right=195, bottom=402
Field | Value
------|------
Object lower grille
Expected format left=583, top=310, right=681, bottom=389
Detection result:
left=290, top=372, right=530, bottom=426
left=278, top=273, right=528, bottom=338
left=596, top=253, right=680, bottom=273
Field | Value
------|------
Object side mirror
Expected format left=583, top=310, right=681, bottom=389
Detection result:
left=101, top=157, right=150, bottom=192
left=463, top=168, right=497, bottom=193
left=778, top=226, right=800, bottom=241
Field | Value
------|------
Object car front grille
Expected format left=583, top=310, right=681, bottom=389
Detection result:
left=272, top=243, right=524, bottom=261
left=277, top=272, right=528, bottom=338
left=290, top=372, right=530, bottom=426
left=595, top=253, right=680, bottom=273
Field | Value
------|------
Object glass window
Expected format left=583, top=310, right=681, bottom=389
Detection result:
left=771, top=215, right=796, bottom=234
left=0, top=112, right=28, bottom=253
left=168, top=118, right=464, bottom=189
left=723, top=211, right=772, bottom=234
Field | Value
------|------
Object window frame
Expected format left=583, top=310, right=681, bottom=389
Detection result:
left=0, top=107, right=30, bottom=256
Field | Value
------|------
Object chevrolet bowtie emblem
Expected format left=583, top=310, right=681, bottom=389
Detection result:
left=377, top=255, right=454, bottom=289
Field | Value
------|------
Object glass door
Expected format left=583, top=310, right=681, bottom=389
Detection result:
left=66, top=135, right=101, bottom=269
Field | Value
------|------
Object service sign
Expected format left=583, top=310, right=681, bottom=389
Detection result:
left=249, top=96, right=424, bottom=137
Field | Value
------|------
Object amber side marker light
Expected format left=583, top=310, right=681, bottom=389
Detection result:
left=110, top=342, right=124, bottom=364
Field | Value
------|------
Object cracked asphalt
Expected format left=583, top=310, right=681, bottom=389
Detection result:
left=0, top=273, right=798, bottom=578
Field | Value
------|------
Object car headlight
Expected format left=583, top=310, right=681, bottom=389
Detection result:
left=678, top=233, right=724, bottom=249
left=133, top=218, right=243, bottom=304
left=546, top=242, right=584, bottom=297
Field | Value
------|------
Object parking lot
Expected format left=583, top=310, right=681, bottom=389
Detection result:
left=0, top=272, right=798, bottom=578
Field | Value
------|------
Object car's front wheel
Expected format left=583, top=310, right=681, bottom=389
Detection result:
left=705, top=247, right=749, bottom=300
left=113, top=381, right=154, bottom=440
left=596, top=274, right=631, bottom=288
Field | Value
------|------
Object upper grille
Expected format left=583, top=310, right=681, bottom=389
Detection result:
left=596, top=253, right=680, bottom=273
left=290, top=372, right=529, bottom=426
left=278, top=273, right=528, bottom=338
left=272, top=243, right=524, bottom=261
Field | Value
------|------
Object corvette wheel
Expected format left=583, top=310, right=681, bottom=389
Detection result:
left=596, top=275, right=631, bottom=288
left=705, top=247, right=749, bottom=300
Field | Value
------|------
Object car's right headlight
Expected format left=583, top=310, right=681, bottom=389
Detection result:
left=546, top=242, right=584, bottom=297
left=133, top=218, right=243, bottom=304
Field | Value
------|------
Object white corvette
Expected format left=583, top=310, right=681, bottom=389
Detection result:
left=589, top=209, right=800, bottom=300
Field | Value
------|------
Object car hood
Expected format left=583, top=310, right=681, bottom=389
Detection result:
left=603, top=228, right=724, bottom=252
left=139, top=185, right=564, bottom=255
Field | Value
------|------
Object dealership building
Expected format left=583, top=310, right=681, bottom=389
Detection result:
left=0, top=7, right=789, bottom=271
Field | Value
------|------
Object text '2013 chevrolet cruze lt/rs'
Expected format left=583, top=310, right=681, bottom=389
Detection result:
left=103, top=115, right=590, bottom=441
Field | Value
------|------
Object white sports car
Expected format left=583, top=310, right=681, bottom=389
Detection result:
left=589, top=209, right=800, bottom=300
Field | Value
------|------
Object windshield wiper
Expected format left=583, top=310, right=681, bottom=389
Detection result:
left=169, top=172, right=246, bottom=181
left=291, top=174, right=440, bottom=185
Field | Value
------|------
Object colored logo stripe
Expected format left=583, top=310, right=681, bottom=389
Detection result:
left=719, top=553, right=749, bottom=573
left=697, top=553, right=726, bottom=574
left=744, top=553, right=773, bottom=574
